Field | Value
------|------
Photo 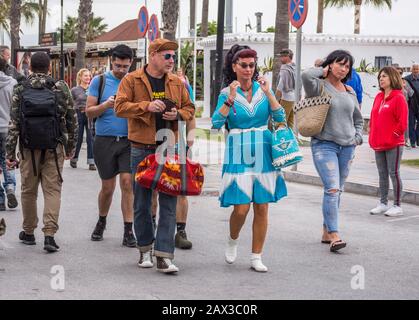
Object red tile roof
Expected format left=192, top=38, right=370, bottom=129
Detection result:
left=93, top=19, right=139, bottom=42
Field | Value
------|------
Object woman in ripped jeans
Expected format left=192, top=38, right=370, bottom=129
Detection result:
left=302, top=50, right=364, bottom=252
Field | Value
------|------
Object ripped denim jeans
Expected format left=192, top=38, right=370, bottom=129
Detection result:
left=311, top=138, right=355, bottom=233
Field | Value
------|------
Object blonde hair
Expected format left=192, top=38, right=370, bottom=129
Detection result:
left=76, top=68, right=91, bottom=86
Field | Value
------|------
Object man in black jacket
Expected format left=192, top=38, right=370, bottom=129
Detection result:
left=405, top=63, right=419, bottom=148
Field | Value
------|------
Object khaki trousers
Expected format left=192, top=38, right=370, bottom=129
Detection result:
left=280, top=99, right=295, bottom=130
left=19, top=146, right=64, bottom=236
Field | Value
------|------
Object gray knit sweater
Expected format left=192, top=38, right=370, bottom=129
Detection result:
left=301, top=67, right=364, bottom=146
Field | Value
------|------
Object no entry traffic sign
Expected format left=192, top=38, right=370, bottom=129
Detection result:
left=288, top=0, right=308, bottom=29
left=148, top=14, right=160, bottom=42
left=137, top=6, right=149, bottom=38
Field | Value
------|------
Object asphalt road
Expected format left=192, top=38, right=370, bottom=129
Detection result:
left=0, top=157, right=418, bottom=300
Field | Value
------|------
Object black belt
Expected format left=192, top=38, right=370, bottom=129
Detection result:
left=97, top=135, right=128, bottom=142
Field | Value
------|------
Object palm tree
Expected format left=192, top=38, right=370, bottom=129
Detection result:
left=272, top=0, right=289, bottom=90
left=62, top=16, right=78, bottom=43
left=87, top=16, right=108, bottom=41
left=0, top=0, right=40, bottom=34
left=317, top=0, right=324, bottom=33
left=201, top=0, right=209, bottom=37
left=75, top=0, right=92, bottom=72
left=9, top=0, right=22, bottom=66
left=38, top=0, right=48, bottom=43
left=61, top=15, right=107, bottom=43
left=161, top=0, right=179, bottom=41
left=189, top=0, right=196, bottom=37
left=325, top=0, right=392, bottom=34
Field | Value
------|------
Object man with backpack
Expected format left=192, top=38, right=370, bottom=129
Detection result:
left=86, top=44, right=136, bottom=247
left=5, top=52, right=78, bottom=253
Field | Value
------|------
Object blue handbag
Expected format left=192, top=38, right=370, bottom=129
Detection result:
left=271, top=123, right=303, bottom=169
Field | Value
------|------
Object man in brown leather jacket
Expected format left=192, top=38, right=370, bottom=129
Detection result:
left=115, top=38, right=195, bottom=274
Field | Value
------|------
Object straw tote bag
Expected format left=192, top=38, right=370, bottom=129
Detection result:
left=293, top=83, right=331, bottom=137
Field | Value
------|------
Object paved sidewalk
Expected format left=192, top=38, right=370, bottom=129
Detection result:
left=195, top=117, right=419, bottom=205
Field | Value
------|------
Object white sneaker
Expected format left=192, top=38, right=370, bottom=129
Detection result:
left=384, top=205, right=404, bottom=217
left=370, top=203, right=389, bottom=215
left=157, top=257, right=179, bottom=273
left=137, top=250, right=154, bottom=268
left=225, top=236, right=238, bottom=264
left=250, top=253, right=268, bottom=272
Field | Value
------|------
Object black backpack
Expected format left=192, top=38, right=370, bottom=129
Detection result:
left=19, top=79, right=63, bottom=181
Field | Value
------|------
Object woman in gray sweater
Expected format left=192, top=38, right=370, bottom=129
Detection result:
left=302, top=50, right=364, bottom=253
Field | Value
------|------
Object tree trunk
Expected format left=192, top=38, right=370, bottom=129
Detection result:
left=201, top=0, right=209, bottom=37
left=162, top=0, right=179, bottom=41
left=75, top=0, right=92, bottom=73
left=354, top=3, right=361, bottom=34
left=272, top=0, right=289, bottom=90
left=189, top=0, right=196, bottom=37
left=38, top=0, right=48, bottom=44
left=9, top=0, right=22, bottom=66
left=316, top=0, right=324, bottom=34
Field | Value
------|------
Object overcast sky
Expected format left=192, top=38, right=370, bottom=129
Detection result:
left=9, top=0, right=419, bottom=46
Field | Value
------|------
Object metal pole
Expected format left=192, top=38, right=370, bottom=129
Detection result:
left=60, top=0, right=64, bottom=80
left=292, top=27, right=302, bottom=172
left=178, top=2, right=181, bottom=70
left=192, top=0, right=197, bottom=101
left=212, top=0, right=226, bottom=116
left=144, top=0, right=148, bottom=65
left=225, top=0, right=233, bottom=33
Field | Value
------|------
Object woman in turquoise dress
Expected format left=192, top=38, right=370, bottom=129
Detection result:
left=212, top=44, right=287, bottom=272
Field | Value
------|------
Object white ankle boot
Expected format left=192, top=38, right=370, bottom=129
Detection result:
left=225, top=236, right=238, bottom=264
left=250, top=253, right=268, bottom=272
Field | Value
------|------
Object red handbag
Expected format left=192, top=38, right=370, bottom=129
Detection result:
left=135, top=150, right=204, bottom=196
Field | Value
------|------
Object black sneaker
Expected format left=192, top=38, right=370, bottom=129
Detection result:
left=44, top=236, right=60, bottom=253
left=122, top=230, right=136, bottom=247
left=89, top=164, right=96, bottom=171
left=91, top=220, right=106, bottom=241
left=175, top=230, right=192, bottom=249
left=19, top=231, right=36, bottom=245
left=0, top=203, right=5, bottom=211
left=6, top=190, right=18, bottom=209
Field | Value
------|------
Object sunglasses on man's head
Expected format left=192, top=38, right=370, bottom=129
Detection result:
left=236, top=62, right=256, bottom=69
left=161, top=53, right=177, bottom=60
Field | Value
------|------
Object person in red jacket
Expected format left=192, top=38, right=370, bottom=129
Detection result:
left=369, top=66, right=408, bottom=217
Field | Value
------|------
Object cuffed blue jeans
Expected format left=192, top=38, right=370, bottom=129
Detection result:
left=311, top=138, right=355, bottom=233
left=130, top=146, right=177, bottom=259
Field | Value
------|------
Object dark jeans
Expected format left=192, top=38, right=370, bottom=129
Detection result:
left=130, top=146, right=177, bottom=259
left=408, top=107, right=419, bottom=147
left=74, top=109, right=94, bottom=164
left=0, top=133, right=16, bottom=204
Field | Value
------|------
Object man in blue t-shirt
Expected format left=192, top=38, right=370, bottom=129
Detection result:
left=345, top=67, right=363, bottom=108
left=86, top=45, right=135, bottom=247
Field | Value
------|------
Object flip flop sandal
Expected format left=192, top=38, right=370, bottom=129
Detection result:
left=330, top=239, right=346, bottom=252
left=321, top=240, right=331, bottom=244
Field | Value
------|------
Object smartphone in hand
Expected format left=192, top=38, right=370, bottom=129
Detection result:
left=160, top=98, right=177, bottom=113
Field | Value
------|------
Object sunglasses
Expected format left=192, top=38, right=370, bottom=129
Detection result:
left=236, top=62, right=256, bottom=69
left=113, top=63, right=130, bottom=69
left=161, top=53, right=177, bottom=60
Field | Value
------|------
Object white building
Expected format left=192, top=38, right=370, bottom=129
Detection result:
left=199, top=33, right=419, bottom=118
